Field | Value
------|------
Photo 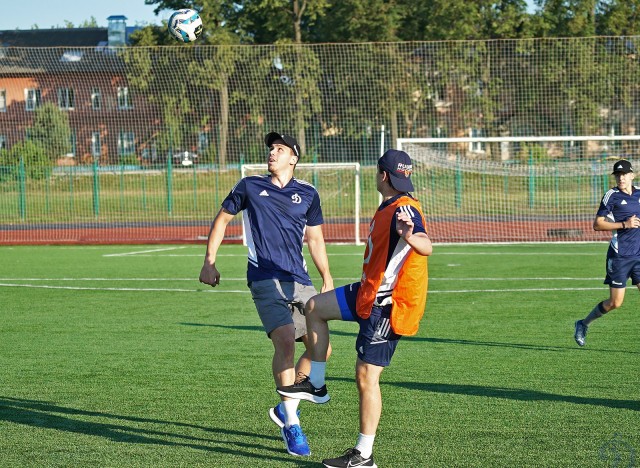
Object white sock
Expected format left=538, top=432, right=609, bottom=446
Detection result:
left=309, top=360, right=326, bottom=388
left=355, top=433, right=375, bottom=459
left=282, top=399, right=300, bottom=427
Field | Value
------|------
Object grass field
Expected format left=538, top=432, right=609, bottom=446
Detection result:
left=0, top=243, right=638, bottom=467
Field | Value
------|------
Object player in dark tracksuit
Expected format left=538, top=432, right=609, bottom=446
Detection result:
left=574, top=159, right=640, bottom=346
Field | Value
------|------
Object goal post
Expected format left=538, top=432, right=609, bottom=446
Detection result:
left=397, top=135, right=640, bottom=243
left=241, top=162, right=362, bottom=245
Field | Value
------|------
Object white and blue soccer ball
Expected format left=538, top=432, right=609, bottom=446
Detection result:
left=168, top=9, right=203, bottom=43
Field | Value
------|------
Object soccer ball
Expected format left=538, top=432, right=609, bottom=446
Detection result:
left=168, top=9, right=203, bottom=43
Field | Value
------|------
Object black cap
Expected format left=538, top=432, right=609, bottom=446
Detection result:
left=378, top=149, right=415, bottom=192
left=265, top=132, right=301, bottom=158
left=612, top=159, right=634, bottom=174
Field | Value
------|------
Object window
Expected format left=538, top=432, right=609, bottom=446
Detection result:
left=91, top=132, right=101, bottom=157
left=469, top=128, right=486, bottom=153
left=58, top=87, right=75, bottom=110
left=0, top=89, right=6, bottom=112
left=117, top=86, right=132, bottom=109
left=118, top=131, right=135, bottom=156
left=69, top=131, right=76, bottom=157
left=25, top=88, right=41, bottom=111
left=0, top=135, right=6, bottom=150
left=91, top=88, right=102, bottom=110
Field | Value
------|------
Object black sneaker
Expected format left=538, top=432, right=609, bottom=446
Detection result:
left=322, top=448, right=377, bottom=468
left=277, top=374, right=330, bottom=404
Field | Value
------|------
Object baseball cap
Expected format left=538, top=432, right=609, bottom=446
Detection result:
left=378, top=149, right=415, bottom=192
left=611, top=159, right=634, bottom=174
left=265, top=132, right=301, bottom=158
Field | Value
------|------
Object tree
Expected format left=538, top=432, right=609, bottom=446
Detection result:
left=398, top=0, right=531, bottom=41
left=226, top=0, right=330, bottom=44
left=532, top=0, right=597, bottom=37
left=596, top=0, right=640, bottom=35
left=310, top=0, right=404, bottom=43
left=28, top=103, right=72, bottom=161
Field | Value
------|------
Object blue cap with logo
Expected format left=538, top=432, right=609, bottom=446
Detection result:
left=378, top=149, right=415, bottom=192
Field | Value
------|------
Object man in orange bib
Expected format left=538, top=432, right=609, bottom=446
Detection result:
left=277, top=149, right=432, bottom=468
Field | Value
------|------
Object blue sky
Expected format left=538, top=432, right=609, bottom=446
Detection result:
left=0, top=0, right=168, bottom=30
left=0, top=0, right=538, bottom=31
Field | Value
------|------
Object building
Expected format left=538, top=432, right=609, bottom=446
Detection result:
left=0, top=16, right=155, bottom=164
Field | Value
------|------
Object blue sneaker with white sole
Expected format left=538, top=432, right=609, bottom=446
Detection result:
left=281, top=423, right=310, bottom=456
left=268, top=403, right=300, bottom=429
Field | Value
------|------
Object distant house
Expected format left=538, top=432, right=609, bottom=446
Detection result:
left=0, top=16, right=155, bottom=164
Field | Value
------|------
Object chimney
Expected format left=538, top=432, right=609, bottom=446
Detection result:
left=107, top=15, right=127, bottom=47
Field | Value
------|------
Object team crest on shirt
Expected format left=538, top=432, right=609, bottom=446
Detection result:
left=291, top=193, right=302, bottom=204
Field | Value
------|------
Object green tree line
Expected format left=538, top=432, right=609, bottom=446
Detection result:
left=141, top=0, right=640, bottom=44
left=119, top=4, right=640, bottom=165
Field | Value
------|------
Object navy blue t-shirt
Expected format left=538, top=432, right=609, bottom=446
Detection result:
left=596, top=185, right=640, bottom=258
left=222, top=175, right=323, bottom=285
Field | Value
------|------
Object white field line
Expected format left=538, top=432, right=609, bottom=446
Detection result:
left=0, top=283, right=607, bottom=294
left=105, top=253, right=365, bottom=257
left=102, top=246, right=188, bottom=257
left=0, top=277, right=602, bottom=281
left=102, top=251, right=600, bottom=257
left=103, top=246, right=186, bottom=257
left=0, top=283, right=247, bottom=293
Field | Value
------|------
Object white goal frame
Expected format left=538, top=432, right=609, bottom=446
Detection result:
left=241, top=162, right=362, bottom=245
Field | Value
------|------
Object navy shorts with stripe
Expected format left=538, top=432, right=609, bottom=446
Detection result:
left=335, top=282, right=402, bottom=367
left=604, top=255, right=640, bottom=288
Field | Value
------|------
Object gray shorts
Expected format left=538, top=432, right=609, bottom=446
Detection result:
left=248, top=279, right=318, bottom=341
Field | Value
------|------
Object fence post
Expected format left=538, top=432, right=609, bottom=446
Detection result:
left=528, top=149, right=535, bottom=209
left=18, top=157, right=26, bottom=220
left=142, top=166, right=147, bottom=210
left=166, top=154, right=173, bottom=215
left=503, top=162, right=509, bottom=196
left=481, top=161, right=486, bottom=211
left=455, top=153, right=462, bottom=209
left=93, top=158, right=100, bottom=217
left=119, top=160, right=125, bottom=213
left=68, top=165, right=74, bottom=214
left=192, top=163, right=197, bottom=210
left=554, top=165, right=560, bottom=209
left=313, top=153, right=318, bottom=187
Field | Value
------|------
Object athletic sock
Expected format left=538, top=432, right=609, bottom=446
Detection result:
left=309, top=360, right=326, bottom=388
left=355, top=433, right=375, bottom=459
left=282, top=399, right=300, bottom=427
left=583, top=301, right=606, bottom=326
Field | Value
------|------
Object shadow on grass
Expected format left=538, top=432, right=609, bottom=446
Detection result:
left=0, top=397, right=317, bottom=466
left=328, top=377, right=639, bottom=412
left=180, top=323, right=638, bottom=355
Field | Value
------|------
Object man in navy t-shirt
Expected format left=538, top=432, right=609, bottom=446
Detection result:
left=574, top=159, right=640, bottom=346
left=199, top=132, right=334, bottom=456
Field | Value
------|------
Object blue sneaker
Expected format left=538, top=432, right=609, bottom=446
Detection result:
left=280, top=424, right=310, bottom=456
left=268, top=403, right=300, bottom=429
